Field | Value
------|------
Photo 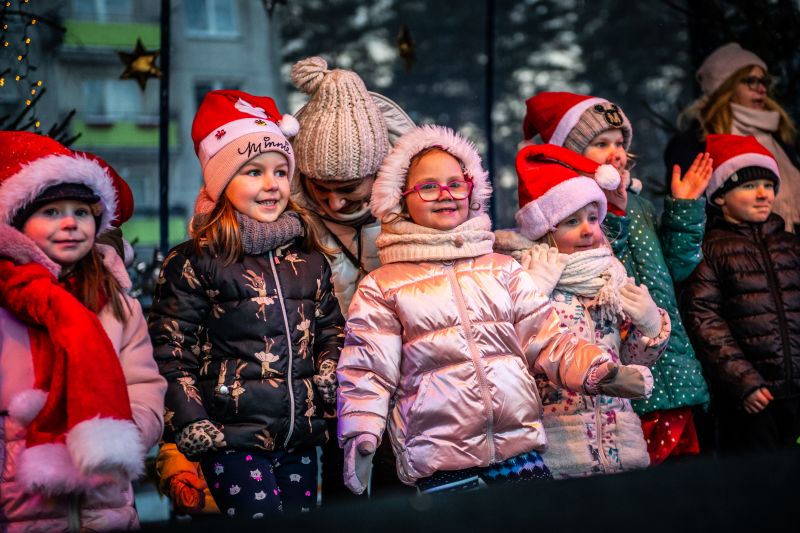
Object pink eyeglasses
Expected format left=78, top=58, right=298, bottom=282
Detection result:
left=401, top=179, right=473, bottom=201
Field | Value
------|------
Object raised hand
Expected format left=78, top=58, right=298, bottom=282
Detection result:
left=671, top=152, right=713, bottom=200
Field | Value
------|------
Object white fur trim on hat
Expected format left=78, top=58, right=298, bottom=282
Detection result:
left=707, top=152, right=781, bottom=199
left=550, top=97, right=606, bottom=147
left=8, top=388, right=48, bottom=426
left=16, top=443, right=84, bottom=495
left=515, top=176, right=608, bottom=241
left=67, top=417, right=145, bottom=479
left=0, top=154, right=117, bottom=235
left=371, top=125, right=491, bottom=220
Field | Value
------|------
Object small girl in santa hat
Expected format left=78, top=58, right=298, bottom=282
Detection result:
left=148, top=90, right=344, bottom=518
left=494, top=143, right=670, bottom=478
left=0, top=132, right=166, bottom=531
left=336, top=125, right=650, bottom=495
left=518, top=91, right=713, bottom=466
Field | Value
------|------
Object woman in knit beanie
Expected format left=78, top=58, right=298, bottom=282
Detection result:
left=149, top=89, right=345, bottom=517
left=666, top=42, right=800, bottom=233
left=336, top=125, right=651, bottom=495
left=289, top=56, right=416, bottom=501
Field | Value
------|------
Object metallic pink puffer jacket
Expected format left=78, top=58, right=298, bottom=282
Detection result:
left=337, top=253, right=610, bottom=485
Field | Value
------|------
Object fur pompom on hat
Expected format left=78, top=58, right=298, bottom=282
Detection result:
left=0, top=131, right=119, bottom=235
left=371, top=125, right=491, bottom=221
left=290, top=56, right=390, bottom=182
left=523, top=91, right=633, bottom=155
left=515, top=143, right=620, bottom=241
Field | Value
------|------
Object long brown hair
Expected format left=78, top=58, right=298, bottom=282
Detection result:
left=192, top=195, right=335, bottom=265
left=68, top=246, right=130, bottom=322
left=680, top=65, right=796, bottom=144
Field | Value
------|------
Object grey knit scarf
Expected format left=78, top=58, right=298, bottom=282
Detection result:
left=236, top=211, right=304, bottom=255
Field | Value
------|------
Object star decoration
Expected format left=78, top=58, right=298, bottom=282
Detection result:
left=117, top=38, right=162, bottom=91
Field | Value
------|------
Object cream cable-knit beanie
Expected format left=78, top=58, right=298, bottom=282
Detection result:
left=290, top=56, right=390, bottom=182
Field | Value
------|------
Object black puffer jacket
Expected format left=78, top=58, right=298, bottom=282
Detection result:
left=149, top=238, right=344, bottom=452
left=682, top=213, right=800, bottom=404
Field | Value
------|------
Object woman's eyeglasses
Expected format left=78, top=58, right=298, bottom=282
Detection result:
left=740, top=75, right=775, bottom=92
left=402, top=179, right=473, bottom=201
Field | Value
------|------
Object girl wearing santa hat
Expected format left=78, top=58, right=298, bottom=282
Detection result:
left=495, top=144, right=670, bottom=478
left=148, top=90, right=344, bottom=517
left=336, top=125, right=650, bottom=495
left=682, top=134, right=800, bottom=453
left=519, top=91, right=712, bottom=466
left=0, top=132, right=166, bottom=531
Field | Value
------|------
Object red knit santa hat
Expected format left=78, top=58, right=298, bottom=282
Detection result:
left=523, top=91, right=632, bottom=153
left=191, top=89, right=298, bottom=216
left=0, top=132, right=118, bottom=234
left=515, top=144, right=621, bottom=240
left=705, top=133, right=781, bottom=200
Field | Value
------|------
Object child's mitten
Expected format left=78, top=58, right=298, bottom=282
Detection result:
left=175, top=419, right=226, bottom=460
left=313, top=359, right=338, bottom=405
left=520, top=243, right=568, bottom=297
left=620, top=283, right=662, bottom=338
left=169, top=471, right=207, bottom=514
left=343, top=433, right=378, bottom=495
left=586, top=361, right=653, bottom=399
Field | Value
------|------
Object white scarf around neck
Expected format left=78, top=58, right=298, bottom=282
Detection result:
left=555, top=246, right=629, bottom=323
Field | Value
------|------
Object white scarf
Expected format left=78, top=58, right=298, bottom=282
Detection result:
left=731, top=102, right=800, bottom=232
left=555, top=246, right=629, bottom=323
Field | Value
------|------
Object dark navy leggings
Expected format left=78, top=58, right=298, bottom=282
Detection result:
left=200, top=448, right=317, bottom=519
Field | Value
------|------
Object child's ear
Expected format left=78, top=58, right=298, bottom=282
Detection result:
left=713, top=196, right=725, bottom=207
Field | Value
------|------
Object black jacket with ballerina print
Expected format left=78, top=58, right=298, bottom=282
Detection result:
left=149, top=237, right=343, bottom=452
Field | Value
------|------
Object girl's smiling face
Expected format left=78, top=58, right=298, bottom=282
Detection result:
left=22, top=199, right=96, bottom=267
left=551, top=202, right=604, bottom=254
left=224, top=151, right=290, bottom=223
left=403, top=149, right=471, bottom=230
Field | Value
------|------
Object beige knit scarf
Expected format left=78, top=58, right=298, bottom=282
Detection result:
left=555, top=246, right=629, bottom=323
left=731, top=102, right=800, bottom=232
left=376, top=214, right=495, bottom=264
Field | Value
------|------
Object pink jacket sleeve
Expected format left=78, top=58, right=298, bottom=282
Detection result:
left=507, top=263, right=611, bottom=392
left=336, top=274, right=403, bottom=446
left=118, top=296, right=167, bottom=449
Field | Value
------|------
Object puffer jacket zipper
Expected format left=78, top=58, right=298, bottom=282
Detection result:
left=752, top=225, right=793, bottom=393
left=269, top=250, right=296, bottom=447
left=582, top=299, right=610, bottom=473
left=444, top=262, right=496, bottom=463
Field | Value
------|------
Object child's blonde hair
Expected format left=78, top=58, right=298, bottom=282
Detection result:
left=193, top=195, right=335, bottom=265
left=680, top=65, right=796, bottom=144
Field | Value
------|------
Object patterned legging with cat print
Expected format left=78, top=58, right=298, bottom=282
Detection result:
left=200, top=448, right=317, bottom=518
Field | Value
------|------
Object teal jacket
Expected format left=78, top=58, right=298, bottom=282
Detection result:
left=603, top=192, right=710, bottom=414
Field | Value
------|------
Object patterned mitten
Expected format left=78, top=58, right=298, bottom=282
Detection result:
left=175, top=419, right=226, bottom=460
left=313, top=359, right=338, bottom=405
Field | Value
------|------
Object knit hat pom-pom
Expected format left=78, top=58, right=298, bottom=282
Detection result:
left=595, top=164, right=621, bottom=190
left=291, top=56, right=329, bottom=94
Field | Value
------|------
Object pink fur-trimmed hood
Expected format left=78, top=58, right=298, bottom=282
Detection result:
left=371, top=125, right=492, bottom=221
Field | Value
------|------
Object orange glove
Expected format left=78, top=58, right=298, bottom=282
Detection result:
left=168, top=471, right=207, bottom=514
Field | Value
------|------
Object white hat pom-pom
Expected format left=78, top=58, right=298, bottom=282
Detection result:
left=595, top=164, right=621, bottom=190
left=279, top=114, right=300, bottom=137
left=630, top=177, right=643, bottom=194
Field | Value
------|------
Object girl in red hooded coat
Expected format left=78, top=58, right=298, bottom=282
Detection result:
left=0, top=132, right=166, bottom=531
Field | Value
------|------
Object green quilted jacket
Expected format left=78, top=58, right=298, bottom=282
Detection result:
left=603, top=192, right=710, bottom=414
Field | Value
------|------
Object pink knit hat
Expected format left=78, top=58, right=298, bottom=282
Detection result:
left=696, top=43, right=767, bottom=97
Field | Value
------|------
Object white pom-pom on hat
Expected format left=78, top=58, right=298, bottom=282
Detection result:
left=279, top=114, right=300, bottom=138
left=594, top=164, right=621, bottom=190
